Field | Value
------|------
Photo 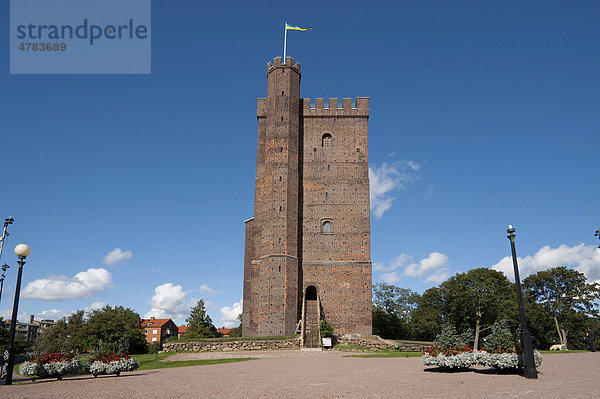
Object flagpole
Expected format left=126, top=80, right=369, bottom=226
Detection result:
left=283, top=22, right=287, bottom=65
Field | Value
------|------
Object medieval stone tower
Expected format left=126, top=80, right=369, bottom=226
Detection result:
left=242, top=57, right=372, bottom=344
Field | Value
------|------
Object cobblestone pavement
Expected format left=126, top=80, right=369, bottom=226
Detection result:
left=3, top=351, right=599, bottom=398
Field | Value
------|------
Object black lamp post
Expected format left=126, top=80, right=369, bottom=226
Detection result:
left=0, top=216, right=14, bottom=265
left=595, top=229, right=600, bottom=248
left=507, top=226, right=538, bottom=379
left=0, top=263, right=9, bottom=304
left=0, top=243, right=31, bottom=386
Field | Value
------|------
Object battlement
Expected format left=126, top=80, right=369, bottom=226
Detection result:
left=301, top=97, right=369, bottom=117
left=257, top=97, right=369, bottom=118
left=267, top=57, right=301, bottom=73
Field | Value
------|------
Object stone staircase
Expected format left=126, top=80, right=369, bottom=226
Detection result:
left=303, top=300, right=320, bottom=348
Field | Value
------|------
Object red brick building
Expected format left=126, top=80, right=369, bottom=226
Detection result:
left=177, top=325, right=188, bottom=338
left=140, top=317, right=178, bottom=346
left=242, top=57, right=372, bottom=345
left=217, top=327, right=233, bottom=337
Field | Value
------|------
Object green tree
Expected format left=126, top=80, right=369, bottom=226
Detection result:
left=186, top=299, right=217, bottom=338
left=438, top=268, right=518, bottom=350
left=372, top=283, right=420, bottom=339
left=79, top=305, right=147, bottom=354
left=0, top=317, right=9, bottom=347
left=523, top=266, right=600, bottom=350
left=32, top=311, right=86, bottom=355
left=410, top=287, right=444, bottom=341
left=229, top=314, right=243, bottom=337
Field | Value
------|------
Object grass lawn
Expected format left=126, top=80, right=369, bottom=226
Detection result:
left=538, top=349, right=589, bottom=354
left=134, top=352, right=257, bottom=370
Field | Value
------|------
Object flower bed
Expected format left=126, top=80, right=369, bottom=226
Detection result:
left=421, top=344, right=476, bottom=369
left=476, top=347, right=542, bottom=369
left=84, top=353, right=139, bottom=377
left=19, top=353, right=81, bottom=380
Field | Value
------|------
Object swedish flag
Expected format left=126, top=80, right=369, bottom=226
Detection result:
left=286, top=23, right=311, bottom=31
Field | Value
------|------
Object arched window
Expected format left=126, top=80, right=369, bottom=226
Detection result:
left=322, top=221, right=332, bottom=233
left=322, top=133, right=332, bottom=148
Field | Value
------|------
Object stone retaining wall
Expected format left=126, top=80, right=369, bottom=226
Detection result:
left=335, top=334, right=395, bottom=351
left=162, top=337, right=301, bottom=352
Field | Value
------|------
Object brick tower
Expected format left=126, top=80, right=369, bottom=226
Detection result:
left=242, top=57, right=372, bottom=341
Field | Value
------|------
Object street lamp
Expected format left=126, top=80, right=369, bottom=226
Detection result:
left=595, top=229, right=600, bottom=249
left=0, top=263, right=9, bottom=304
left=507, top=226, right=538, bottom=379
left=0, top=216, right=14, bottom=264
left=0, top=243, right=31, bottom=386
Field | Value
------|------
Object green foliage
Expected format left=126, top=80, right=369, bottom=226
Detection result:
left=372, top=283, right=420, bottom=340
left=228, top=314, right=243, bottom=337
left=319, top=320, right=335, bottom=338
left=433, top=324, right=473, bottom=349
left=185, top=299, right=218, bottom=338
left=410, top=287, right=443, bottom=341
left=482, top=320, right=518, bottom=352
left=80, top=306, right=147, bottom=354
left=438, top=268, right=518, bottom=336
left=0, top=317, right=9, bottom=346
left=523, top=266, right=600, bottom=349
left=33, top=311, right=86, bottom=355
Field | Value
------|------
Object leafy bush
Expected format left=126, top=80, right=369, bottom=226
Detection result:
left=433, top=324, right=473, bottom=348
left=481, top=320, right=519, bottom=354
left=421, top=325, right=476, bottom=368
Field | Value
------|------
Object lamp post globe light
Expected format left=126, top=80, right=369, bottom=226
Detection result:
left=595, top=229, right=600, bottom=248
left=0, top=244, right=30, bottom=386
left=506, top=226, right=538, bottom=379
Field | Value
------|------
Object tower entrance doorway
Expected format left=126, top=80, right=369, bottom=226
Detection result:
left=303, top=286, right=320, bottom=348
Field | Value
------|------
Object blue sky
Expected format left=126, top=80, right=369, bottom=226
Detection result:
left=1, top=1, right=599, bottom=328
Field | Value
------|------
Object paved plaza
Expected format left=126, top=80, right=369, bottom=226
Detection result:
left=3, top=351, right=599, bottom=398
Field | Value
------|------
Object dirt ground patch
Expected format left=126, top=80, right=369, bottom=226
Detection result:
left=3, top=351, right=599, bottom=398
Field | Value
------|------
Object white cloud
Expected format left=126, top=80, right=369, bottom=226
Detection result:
left=369, top=161, right=421, bottom=219
left=425, top=184, right=434, bottom=200
left=0, top=310, right=29, bottom=322
left=36, top=309, right=68, bottom=321
left=373, top=254, right=411, bottom=272
left=376, top=252, right=449, bottom=285
left=199, top=284, right=217, bottom=295
left=380, top=271, right=401, bottom=284
left=491, top=244, right=600, bottom=282
left=403, top=252, right=449, bottom=277
left=22, top=268, right=112, bottom=300
left=425, top=271, right=449, bottom=285
left=217, top=299, right=242, bottom=328
left=145, top=283, right=190, bottom=321
left=103, top=248, right=132, bottom=266
left=85, top=301, right=107, bottom=313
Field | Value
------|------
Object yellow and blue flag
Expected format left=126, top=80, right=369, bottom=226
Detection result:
left=286, top=23, right=311, bottom=31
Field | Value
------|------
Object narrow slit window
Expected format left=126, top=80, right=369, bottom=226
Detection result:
left=327, top=165, right=330, bottom=172
left=325, top=192, right=328, bottom=200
